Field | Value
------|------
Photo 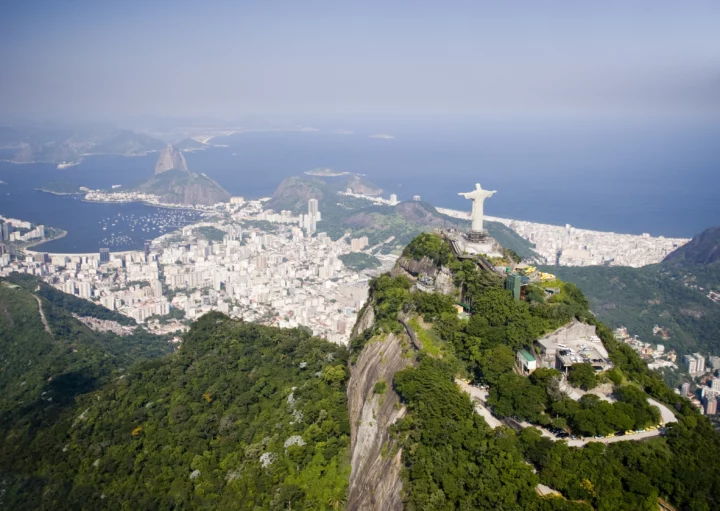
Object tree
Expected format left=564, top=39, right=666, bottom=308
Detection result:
left=477, top=345, right=516, bottom=385
left=568, top=363, right=598, bottom=391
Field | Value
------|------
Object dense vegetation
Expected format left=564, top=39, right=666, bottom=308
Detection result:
left=0, top=312, right=350, bottom=510
left=195, top=225, right=228, bottom=242
left=393, top=357, right=590, bottom=511
left=0, top=278, right=171, bottom=416
left=550, top=262, right=720, bottom=356
left=371, top=233, right=720, bottom=510
left=337, top=252, right=381, bottom=271
left=6, top=272, right=136, bottom=325
left=519, top=414, right=720, bottom=510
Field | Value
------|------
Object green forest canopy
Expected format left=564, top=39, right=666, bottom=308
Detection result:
left=0, top=312, right=350, bottom=510
left=369, top=233, right=720, bottom=510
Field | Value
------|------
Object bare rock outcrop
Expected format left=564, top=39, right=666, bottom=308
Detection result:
left=350, top=303, right=375, bottom=340
left=392, top=256, right=458, bottom=296
left=347, top=329, right=413, bottom=510
left=392, top=255, right=438, bottom=280
left=155, top=145, right=188, bottom=175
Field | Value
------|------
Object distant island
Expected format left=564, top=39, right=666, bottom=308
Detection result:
left=305, top=168, right=350, bottom=177
left=369, top=133, right=395, bottom=140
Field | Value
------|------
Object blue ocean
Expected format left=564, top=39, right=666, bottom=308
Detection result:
left=1, top=117, right=718, bottom=253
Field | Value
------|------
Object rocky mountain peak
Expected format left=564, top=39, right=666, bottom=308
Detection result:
left=154, top=145, right=188, bottom=175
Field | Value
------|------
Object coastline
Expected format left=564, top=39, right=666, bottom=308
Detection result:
left=35, top=188, right=82, bottom=196
left=18, top=229, right=68, bottom=252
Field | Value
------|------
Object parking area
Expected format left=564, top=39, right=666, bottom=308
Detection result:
left=535, top=320, right=613, bottom=373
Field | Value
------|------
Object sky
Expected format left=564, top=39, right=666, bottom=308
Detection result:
left=0, top=0, right=718, bottom=121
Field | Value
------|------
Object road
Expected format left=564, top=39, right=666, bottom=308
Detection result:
left=455, top=380, right=503, bottom=429
left=456, top=379, right=676, bottom=447
left=32, top=293, right=53, bottom=337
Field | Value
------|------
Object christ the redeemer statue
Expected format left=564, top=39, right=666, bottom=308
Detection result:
left=459, top=183, right=496, bottom=233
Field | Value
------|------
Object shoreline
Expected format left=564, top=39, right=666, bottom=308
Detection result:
left=35, top=188, right=82, bottom=196
left=18, top=229, right=68, bottom=252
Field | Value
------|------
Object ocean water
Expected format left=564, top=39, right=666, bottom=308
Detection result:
left=1, top=117, right=718, bottom=253
left=0, top=155, right=202, bottom=253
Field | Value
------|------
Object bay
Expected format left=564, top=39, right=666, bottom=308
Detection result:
left=1, top=117, right=719, bottom=254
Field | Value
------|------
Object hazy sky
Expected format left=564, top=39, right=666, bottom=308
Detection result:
left=1, top=0, right=718, bottom=121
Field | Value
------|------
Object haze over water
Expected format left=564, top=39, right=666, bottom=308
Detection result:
left=1, top=116, right=718, bottom=253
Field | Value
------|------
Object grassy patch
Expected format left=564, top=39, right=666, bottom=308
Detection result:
left=408, top=317, right=445, bottom=357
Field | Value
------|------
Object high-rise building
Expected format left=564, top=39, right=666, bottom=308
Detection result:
left=1, top=222, right=12, bottom=241
left=77, top=282, right=92, bottom=298
left=350, top=236, right=369, bottom=252
left=681, top=382, right=691, bottom=396
left=99, top=248, right=110, bottom=264
left=711, top=377, right=720, bottom=392
left=390, top=194, right=398, bottom=205
left=702, top=395, right=718, bottom=415
left=308, top=198, right=319, bottom=217
left=413, top=195, right=421, bottom=201
left=684, top=355, right=698, bottom=375
left=144, top=242, right=151, bottom=261
left=684, top=353, right=706, bottom=376
left=709, top=356, right=720, bottom=371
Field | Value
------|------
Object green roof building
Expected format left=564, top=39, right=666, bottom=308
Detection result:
left=517, top=349, right=537, bottom=375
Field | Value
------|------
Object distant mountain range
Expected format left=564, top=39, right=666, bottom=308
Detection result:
left=550, top=225, right=720, bottom=358
left=0, top=123, right=167, bottom=163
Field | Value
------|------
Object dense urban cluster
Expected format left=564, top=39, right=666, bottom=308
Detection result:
left=499, top=217, right=688, bottom=267
left=437, top=207, right=688, bottom=267
left=0, top=215, right=46, bottom=246
left=0, top=199, right=392, bottom=345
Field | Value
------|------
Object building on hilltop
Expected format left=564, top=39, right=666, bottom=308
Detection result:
left=517, top=349, right=537, bottom=375
left=534, top=319, right=613, bottom=374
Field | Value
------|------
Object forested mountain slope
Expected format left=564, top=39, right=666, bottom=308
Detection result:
left=359, top=233, right=720, bottom=510
left=0, top=277, right=170, bottom=415
left=0, top=310, right=350, bottom=510
left=550, top=225, right=720, bottom=356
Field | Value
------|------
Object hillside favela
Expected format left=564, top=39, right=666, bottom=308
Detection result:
left=1, top=2, right=719, bottom=510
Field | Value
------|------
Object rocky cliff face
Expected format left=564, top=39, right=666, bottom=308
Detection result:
left=154, top=145, right=188, bottom=175
left=393, top=255, right=439, bottom=279
left=347, top=306, right=414, bottom=510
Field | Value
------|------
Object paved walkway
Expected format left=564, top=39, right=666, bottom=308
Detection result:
left=455, top=380, right=503, bottom=429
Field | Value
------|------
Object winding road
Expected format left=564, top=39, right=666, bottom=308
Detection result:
left=456, top=379, right=677, bottom=447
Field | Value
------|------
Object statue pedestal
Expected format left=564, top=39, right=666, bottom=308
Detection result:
left=449, top=230, right=503, bottom=258
left=465, top=230, right=488, bottom=243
